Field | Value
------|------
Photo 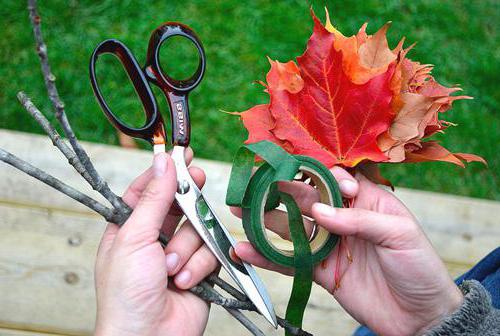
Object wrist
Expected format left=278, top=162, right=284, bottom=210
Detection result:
left=95, top=315, right=156, bottom=336
left=95, top=324, right=136, bottom=336
left=414, top=284, right=464, bottom=335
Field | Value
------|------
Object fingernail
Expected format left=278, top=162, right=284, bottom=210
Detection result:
left=339, top=179, right=357, bottom=196
left=165, top=253, right=179, bottom=273
left=313, top=203, right=336, bottom=217
left=153, top=153, right=167, bottom=177
left=176, top=270, right=192, bottom=287
left=229, top=247, right=242, bottom=264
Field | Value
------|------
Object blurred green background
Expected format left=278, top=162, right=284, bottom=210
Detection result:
left=0, top=0, right=497, bottom=200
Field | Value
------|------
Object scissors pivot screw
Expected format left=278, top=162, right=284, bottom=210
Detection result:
left=177, top=180, right=190, bottom=194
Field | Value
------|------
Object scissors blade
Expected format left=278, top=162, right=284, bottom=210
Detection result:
left=171, top=146, right=277, bottom=327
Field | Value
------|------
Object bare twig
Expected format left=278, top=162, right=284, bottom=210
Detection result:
left=16, top=91, right=95, bottom=185
left=277, top=317, right=313, bottom=336
left=192, top=283, right=266, bottom=336
left=199, top=277, right=265, bottom=336
left=209, top=273, right=249, bottom=302
left=0, top=148, right=115, bottom=221
left=27, top=0, right=126, bottom=212
left=195, top=277, right=313, bottom=336
left=191, top=282, right=256, bottom=311
left=226, top=309, right=266, bottom=336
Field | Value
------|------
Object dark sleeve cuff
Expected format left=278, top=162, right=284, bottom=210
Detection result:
left=424, top=280, right=500, bottom=336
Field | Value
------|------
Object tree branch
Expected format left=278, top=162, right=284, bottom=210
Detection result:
left=0, top=148, right=115, bottom=221
left=16, top=91, right=96, bottom=185
left=226, top=308, right=266, bottom=336
left=277, top=317, right=313, bottom=336
left=209, top=273, right=249, bottom=302
left=27, top=0, right=127, bottom=213
left=194, top=282, right=265, bottom=336
left=191, top=282, right=256, bottom=311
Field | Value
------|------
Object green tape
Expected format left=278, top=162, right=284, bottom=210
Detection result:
left=280, top=192, right=312, bottom=336
left=226, top=141, right=342, bottom=333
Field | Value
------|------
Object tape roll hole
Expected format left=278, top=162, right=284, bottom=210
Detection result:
left=262, top=167, right=333, bottom=257
left=262, top=208, right=318, bottom=252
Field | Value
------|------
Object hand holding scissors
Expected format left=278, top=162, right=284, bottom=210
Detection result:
left=89, top=22, right=276, bottom=327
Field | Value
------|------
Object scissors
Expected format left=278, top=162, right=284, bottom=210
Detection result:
left=89, top=22, right=276, bottom=327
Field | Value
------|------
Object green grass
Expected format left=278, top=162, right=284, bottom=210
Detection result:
left=0, top=1, right=498, bottom=200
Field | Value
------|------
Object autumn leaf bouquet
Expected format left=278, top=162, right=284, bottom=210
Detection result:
left=236, top=9, right=485, bottom=185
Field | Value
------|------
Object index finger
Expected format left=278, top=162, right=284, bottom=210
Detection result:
left=230, top=166, right=358, bottom=218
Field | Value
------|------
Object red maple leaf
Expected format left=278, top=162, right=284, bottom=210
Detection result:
left=235, top=9, right=485, bottom=174
left=239, top=13, right=396, bottom=167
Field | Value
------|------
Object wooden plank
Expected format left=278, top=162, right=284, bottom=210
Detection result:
left=395, top=188, right=500, bottom=264
left=0, top=204, right=102, bottom=336
left=0, top=327, right=61, bottom=335
left=0, top=129, right=499, bottom=335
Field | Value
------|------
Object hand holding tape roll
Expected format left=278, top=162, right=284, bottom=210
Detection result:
left=226, top=140, right=343, bottom=334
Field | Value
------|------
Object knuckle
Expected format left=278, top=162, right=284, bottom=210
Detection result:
left=402, top=218, right=422, bottom=237
left=398, top=216, right=418, bottom=230
left=304, top=191, right=320, bottom=207
left=196, top=251, right=217, bottom=271
left=140, top=183, right=163, bottom=203
left=389, top=217, right=422, bottom=245
left=347, top=208, right=368, bottom=222
left=300, top=183, right=319, bottom=202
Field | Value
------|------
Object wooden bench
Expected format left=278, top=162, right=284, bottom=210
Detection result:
left=0, top=129, right=498, bottom=336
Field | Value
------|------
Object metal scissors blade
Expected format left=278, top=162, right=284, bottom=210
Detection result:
left=170, top=146, right=277, bottom=327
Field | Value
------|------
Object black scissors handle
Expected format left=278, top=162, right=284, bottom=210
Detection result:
left=89, top=22, right=206, bottom=147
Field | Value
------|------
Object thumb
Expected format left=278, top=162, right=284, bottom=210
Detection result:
left=311, top=203, right=422, bottom=249
left=120, top=152, right=177, bottom=242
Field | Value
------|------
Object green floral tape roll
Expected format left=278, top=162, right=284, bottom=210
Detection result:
left=226, top=141, right=343, bottom=334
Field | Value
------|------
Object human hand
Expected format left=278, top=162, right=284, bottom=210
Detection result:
left=95, top=150, right=219, bottom=336
left=232, top=168, right=463, bottom=336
